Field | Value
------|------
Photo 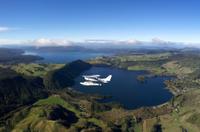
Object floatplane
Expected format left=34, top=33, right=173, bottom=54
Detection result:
left=80, top=81, right=102, bottom=86
left=80, top=75, right=112, bottom=86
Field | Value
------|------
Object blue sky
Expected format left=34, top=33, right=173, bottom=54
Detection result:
left=0, top=0, right=200, bottom=45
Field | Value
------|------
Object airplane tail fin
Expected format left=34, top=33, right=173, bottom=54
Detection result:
left=105, top=75, right=112, bottom=81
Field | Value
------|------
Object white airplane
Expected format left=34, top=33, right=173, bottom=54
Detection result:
left=80, top=81, right=102, bottom=86
left=83, top=76, right=98, bottom=82
left=80, top=74, right=112, bottom=86
left=82, top=75, right=100, bottom=78
left=98, top=75, right=112, bottom=83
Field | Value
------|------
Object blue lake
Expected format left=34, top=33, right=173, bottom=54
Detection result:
left=24, top=51, right=113, bottom=63
left=73, top=66, right=173, bottom=109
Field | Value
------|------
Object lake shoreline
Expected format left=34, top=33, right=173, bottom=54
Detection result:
left=73, top=66, right=173, bottom=110
left=23, top=50, right=176, bottom=110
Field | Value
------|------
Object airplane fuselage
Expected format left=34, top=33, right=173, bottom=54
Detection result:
left=83, top=77, right=98, bottom=82
left=80, top=81, right=102, bottom=86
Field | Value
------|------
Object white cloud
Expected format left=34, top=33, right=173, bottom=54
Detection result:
left=121, top=39, right=142, bottom=44
left=84, top=39, right=113, bottom=44
left=26, top=38, right=73, bottom=47
left=0, top=26, right=18, bottom=32
left=0, top=39, right=22, bottom=45
left=0, top=27, right=10, bottom=32
left=0, top=37, right=198, bottom=48
left=151, top=37, right=171, bottom=44
left=84, top=39, right=141, bottom=45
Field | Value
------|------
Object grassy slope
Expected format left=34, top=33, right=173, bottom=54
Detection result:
left=9, top=95, right=110, bottom=132
left=143, top=89, right=200, bottom=132
left=90, top=52, right=171, bottom=75
left=34, top=96, right=80, bottom=116
left=11, top=63, right=65, bottom=77
left=125, top=53, right=194, bottom=77
left=162, top=61, right=193, bottom=77
left=12, top=106, right=67, bottom=132
left=35, top=96, right=110, bottom=130
left=90, top=52, right=196, bottom=77
left=7, top=95, right=146, bottom=131
left=117, top=52, right=171, bottom=62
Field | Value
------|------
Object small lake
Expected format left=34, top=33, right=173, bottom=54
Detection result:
left=24, top=50, right=173, bottom=109
left=24, top=51, right=113, bottom=63
left=73, top=66, right=173, bottom=109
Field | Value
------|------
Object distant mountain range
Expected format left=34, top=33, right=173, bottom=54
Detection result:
left=0, top=48, right=42, bottom=64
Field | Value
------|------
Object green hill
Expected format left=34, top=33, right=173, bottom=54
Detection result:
left=44, top=60, right=91, bottom=89
left=0, top=60, right=92, bottom=116
left=0, top=68, right=48, bottom=116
